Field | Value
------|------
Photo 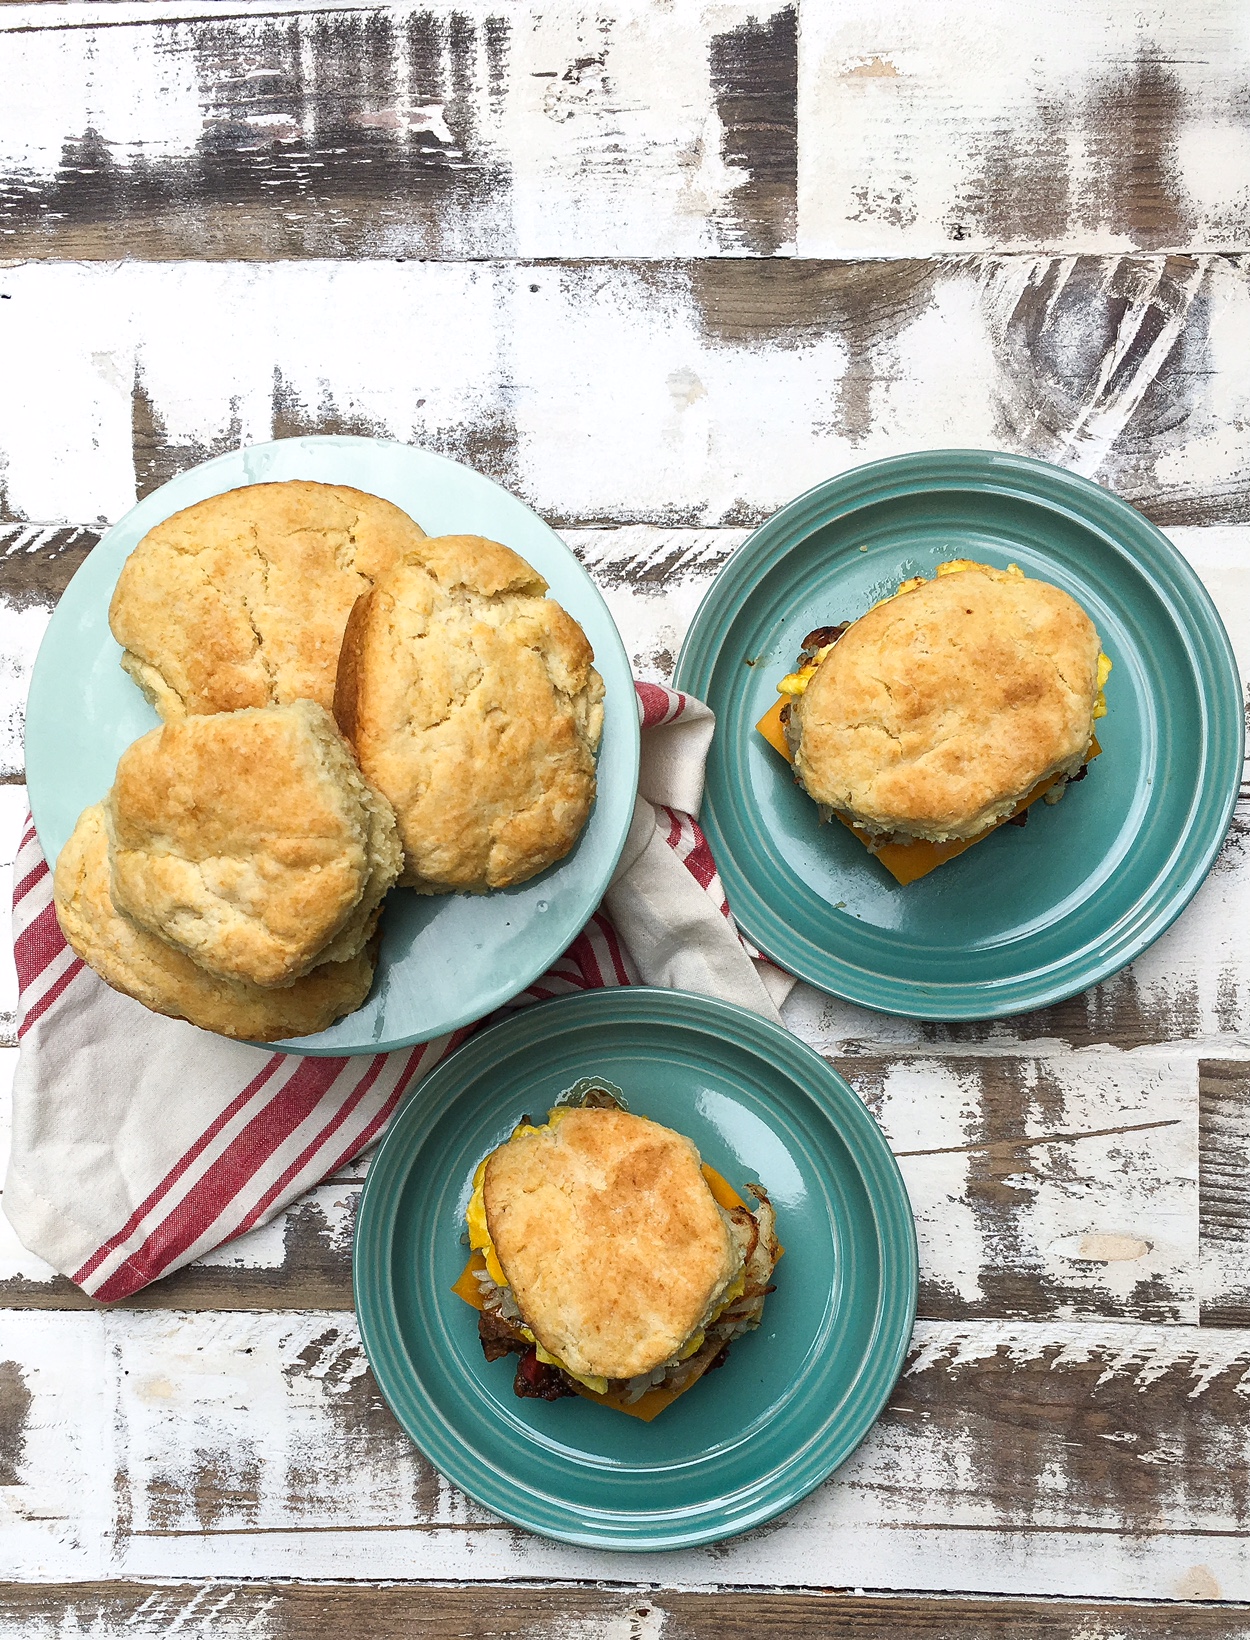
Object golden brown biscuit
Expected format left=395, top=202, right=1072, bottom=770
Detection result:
left=105, top=702, right=401, bottom=988
left=790, top=565, right=1101, bottom=842
left=109, top=480, right=426, bottom=717
left=483, top=1108, right=744, bottom=1382
left=54, top=805, right=375, bottom=1041
left=335, top=534, right=604, bottom=893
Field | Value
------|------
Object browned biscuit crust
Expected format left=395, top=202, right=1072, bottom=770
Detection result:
left=104, top=702, right=401, bottom=988
left=54, top=805, right=375, bottom=1041
left=791, top=566, right=1101, bottom=842
left=482, top=1109, right=743, bottom=1382
left=108, top=480, right=426, bottom=718
left=335, top=534, right=604, bottom=893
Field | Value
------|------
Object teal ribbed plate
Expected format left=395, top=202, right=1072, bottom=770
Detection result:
left=24, top=436, right=639, bottom=1055
left=353, top=988, right=918, bottom=1550
left=674, top=451, right=1243, bottom=1020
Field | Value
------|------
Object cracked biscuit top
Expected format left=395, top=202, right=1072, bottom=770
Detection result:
left=482, top=1108, right=745, bottom=1383
left=104, top=701, right=401, bottom=989
left=790, top=565, right=1101, bottom=843
left=108, top=480, right=427, bottom=718
left=54, top=804, right=378, bottom=1041
left=335, top=534, right=604, bottom=894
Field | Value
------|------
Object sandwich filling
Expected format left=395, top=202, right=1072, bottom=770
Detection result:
left=454, top=1090, right=781, bottom=1419
left=776, top=559, right=1111, bottom=846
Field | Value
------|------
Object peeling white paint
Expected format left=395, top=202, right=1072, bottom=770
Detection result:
left=6, top=1309, right=1250, bottom=1592
left=862, top=1058, right=1197, bottom=1318
left=0, top=1, right=781, bottom=259
left=2, top=259, right=1248, bottom=530
left=799, top=0, right=1250, bottom=256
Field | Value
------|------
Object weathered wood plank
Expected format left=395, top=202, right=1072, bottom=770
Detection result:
left=0, top=1183, right=364, bottom=1310
left=0, top=1, right=797, bottom=260
left=6, top=1311, right=1250, bottom=1592
left=852, top=1056, right=1197, bottom=1324
left=0, top=1053, right=1201, bottom=1325
left=2, top=259, right=1250, bottom=531
left=1201, top=1061, right=1250, bottom=1328
left=798, top=1, right=1250, bottom=257
left=1, top=1583, right=1249, bottom=1640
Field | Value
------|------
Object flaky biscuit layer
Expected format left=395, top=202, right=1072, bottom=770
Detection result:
left=335, top=534, right=604, bottom=893
left=105, top=701, right=401, bottom=988
left=109, top=480, right=426, bottom=718
left=54, top=805, right=376, bottom=1040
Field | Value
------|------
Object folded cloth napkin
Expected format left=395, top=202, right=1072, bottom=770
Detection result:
left=5, top=683, right=794, bottom=1301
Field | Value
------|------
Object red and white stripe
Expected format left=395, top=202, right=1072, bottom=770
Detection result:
left=13, top=682, right=737, bottom=1301
left=635, top=679, right=688, bottom=729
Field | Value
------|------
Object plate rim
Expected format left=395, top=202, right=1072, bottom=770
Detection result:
left=673, top=448, right=1245, bottom=1021
left=352, top=985, right=920, bottom=1551
left=24, top=434, right=641, bottom=1055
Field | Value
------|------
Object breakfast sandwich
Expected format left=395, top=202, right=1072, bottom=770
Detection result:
left=453, top=1091, right=780, bottom=1420
left=335, top=534, right=604, bottom=894
left=54, top=804, right=377, bottom=1040
left=104, top=701, right=401, bottom=988
left=109, top=480, right=427, bottom=718
left=758, top=560, right=1111, bottom=884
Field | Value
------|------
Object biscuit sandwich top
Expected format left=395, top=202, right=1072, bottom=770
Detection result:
left=789, top=562, right=1104, bottom=844
left=108, top=480, right=426, bottom=718
left=335, top=533, right=604, bottom=894
left=476, top=1107, right=748, bottom=1384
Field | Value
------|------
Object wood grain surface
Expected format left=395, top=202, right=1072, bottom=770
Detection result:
left=3, top=258, right=1250, bottom=529
left=798, top=0, right=1250, bottom=257
left=1, top=0, right=1249, bottom=1627
left=1, top=1583, right=1249, bottom=1639
left=7, top=1306, right=1250, bottom=1593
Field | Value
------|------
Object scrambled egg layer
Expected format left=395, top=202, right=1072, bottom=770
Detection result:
left=776, top=559, right=1112, bottom=714
left=466, top=1106, right=746, bottom=1395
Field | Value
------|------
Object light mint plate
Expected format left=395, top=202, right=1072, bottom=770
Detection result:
left=353, top=988, right=918, bottom=1550
left=675, top=451, right=1244, bottom=1020
left=25, top=436, right=639, bottom=1055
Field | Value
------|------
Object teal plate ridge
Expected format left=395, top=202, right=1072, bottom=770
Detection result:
left=674, top=451, right=1244, bottom=1021
left=24, top=436, right=640, bottom=1055
left=353, top=988, right=918, bottom=1551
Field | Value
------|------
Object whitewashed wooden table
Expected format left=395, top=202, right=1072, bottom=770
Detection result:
left=1, top=1, right=1249, bottom=1633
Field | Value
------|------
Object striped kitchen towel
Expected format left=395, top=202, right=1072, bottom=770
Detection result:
left=4, top=682, right=794, bottom=1301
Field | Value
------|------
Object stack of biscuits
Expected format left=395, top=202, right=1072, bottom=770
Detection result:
left=53, top=479, right=605, bottom=1040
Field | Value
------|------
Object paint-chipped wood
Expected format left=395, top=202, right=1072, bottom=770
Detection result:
left=2, top=1584, right=1249, bottom=1640
left=1201, top=1061, right=1250, bottom=1328
left=798, top=1, right=1250, bottom=257
left=0, top=2, right=798, bottom=260
left=3, top=259, right=1250, bottom=532
left=843, top=1056, right=1197, bottom=1324
left=7, top=1310, right=1250, bottom=1592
